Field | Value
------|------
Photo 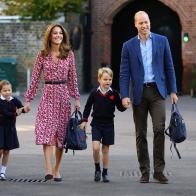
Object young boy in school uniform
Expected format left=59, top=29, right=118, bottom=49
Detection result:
left=80, top=67, right=126, bottom=182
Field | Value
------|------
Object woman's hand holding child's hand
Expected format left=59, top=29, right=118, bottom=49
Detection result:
left=24, top=102, right=31, bottom=112
left=16, top=105, right=30, bottom=116
left=24, top=105, right=30, bottom=113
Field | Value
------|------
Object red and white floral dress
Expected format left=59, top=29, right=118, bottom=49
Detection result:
left=25, top=51, right=80, bottom=148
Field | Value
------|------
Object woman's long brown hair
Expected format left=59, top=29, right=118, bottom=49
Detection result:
left=41, top=24, right=71, bottom=58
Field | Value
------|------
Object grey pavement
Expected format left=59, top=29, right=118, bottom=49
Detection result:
left=0, top=94, right=196, bottom=196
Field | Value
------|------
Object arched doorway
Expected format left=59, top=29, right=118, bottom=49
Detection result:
left=111, top=0, right=182, bottom=92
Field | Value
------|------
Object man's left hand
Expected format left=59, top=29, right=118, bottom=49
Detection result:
left=170, top=93, right=178, bottom=104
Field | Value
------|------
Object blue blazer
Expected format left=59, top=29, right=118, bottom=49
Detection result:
left=119, top=33, right=177, bottom=106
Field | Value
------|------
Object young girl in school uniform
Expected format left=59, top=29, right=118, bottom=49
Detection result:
left=0, top=80, right=28, bottom=181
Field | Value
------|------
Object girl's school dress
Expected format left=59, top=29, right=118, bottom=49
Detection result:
left=0, top=96, right=24, bottom=150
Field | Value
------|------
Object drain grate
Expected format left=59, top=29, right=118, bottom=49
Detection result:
left=6, top=178, right=48, bottom=183
left=120, top=170, right=172, bottom=177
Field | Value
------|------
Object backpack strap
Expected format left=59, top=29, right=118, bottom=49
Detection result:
left=173, top=143, right=181, bottom=159
left=165, top=126, right=171, bottom=137
left=164, top=104, right=175, bottom=137
left=170, top=142, right=182, bottom=159
left=173, top=103, right=180, bottom=114
left=64, top=148, right=75, bottom=155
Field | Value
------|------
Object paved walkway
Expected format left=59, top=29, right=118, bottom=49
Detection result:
left=0, top=94, right=196, bottom=196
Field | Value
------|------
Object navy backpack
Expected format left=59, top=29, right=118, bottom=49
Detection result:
left=64, top=110, right=87, bottom=154
left=165, top=104, right=187, bottom=159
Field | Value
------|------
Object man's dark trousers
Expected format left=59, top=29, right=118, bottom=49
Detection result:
left=132, top=85, right=166, bottom=175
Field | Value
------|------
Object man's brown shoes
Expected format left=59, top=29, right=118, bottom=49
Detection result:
left=140, top=172, right=168, bottom=184
left=153, top=172, right=168, bottom=184
left=139, top=174, right=149, bottom=183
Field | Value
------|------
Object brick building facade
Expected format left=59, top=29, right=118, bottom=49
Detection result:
left=0, top=1, right=195, bottom=94
left=90, top=0, right=196, bottom=94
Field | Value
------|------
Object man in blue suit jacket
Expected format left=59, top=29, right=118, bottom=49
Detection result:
left=119, top=11, right=178, bottom=184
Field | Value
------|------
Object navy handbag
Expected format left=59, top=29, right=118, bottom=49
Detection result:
left=64, top=110, right=87, bottom=154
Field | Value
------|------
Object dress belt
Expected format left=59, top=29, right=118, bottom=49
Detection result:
left=143, top=82, right=156, bottom=87
left=45, top=80, right=67, bottom=84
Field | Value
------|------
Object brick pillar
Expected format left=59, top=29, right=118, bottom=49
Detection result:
left=103, top=24, right=112, bottom=66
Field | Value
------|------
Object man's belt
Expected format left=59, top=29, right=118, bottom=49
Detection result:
left=143, top=82, right=156, bottom=87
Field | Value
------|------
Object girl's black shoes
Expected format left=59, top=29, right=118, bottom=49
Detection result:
left=44, top=174, right=53, bottom=180
left=0, top=173, right=6, bottom=181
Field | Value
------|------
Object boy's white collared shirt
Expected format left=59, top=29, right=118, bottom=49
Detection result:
left=97, top=86, right=112, bottom=95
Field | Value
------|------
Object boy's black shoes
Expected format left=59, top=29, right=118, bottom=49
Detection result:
left=139, top=173, right=149, bottom=183
left=94, top=171, right=101, bottom=182
left=94, top=170, right=110, bottom=183
left=102, top=175, right=110, bottom=183
left=153, top=172, right=168, bottom=184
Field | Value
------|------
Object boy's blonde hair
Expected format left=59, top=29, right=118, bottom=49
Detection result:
left=0, top=80, right=11, bottom=91
left=98, top=67, right=113, bottom=79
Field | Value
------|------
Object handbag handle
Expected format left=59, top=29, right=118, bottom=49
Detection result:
left=171, top=103, right=179, bottom=113
left=165, top=104, right=178, bottom=137
left=70, top=109, right=82, bottom=121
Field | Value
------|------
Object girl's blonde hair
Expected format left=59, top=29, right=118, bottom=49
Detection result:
left=98, top=67, right=113, bottom=79
left=0, top=80, right=12, bottom=91
left=41, top=24, right=71, bottom=58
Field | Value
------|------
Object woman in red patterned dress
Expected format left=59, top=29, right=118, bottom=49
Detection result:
left=24, top=24, right=80, bottom=182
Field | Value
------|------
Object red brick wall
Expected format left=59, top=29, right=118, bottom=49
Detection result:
left=91, top=0, right=196, bottom=93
